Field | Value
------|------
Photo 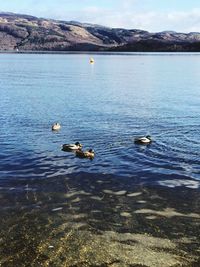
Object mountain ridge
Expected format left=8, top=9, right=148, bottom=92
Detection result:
left=0, top=12, right=200, bottom=52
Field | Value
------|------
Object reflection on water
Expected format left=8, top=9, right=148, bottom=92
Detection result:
left=0, top=173, right=199, bottom=266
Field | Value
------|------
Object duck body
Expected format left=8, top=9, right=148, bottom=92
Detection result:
left=76, top=149, right=95, bottom=159
left=62, top=142, right=82, bottom=151
left=52, top=123, right=61, bottom=131
left=134, top=135, right=152, bottom=145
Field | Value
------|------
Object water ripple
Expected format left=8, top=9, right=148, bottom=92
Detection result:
left=0, top=54, right=200, bottom=186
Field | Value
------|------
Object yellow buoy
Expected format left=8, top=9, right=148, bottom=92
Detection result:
left=90, top=57, right=94, bottom=64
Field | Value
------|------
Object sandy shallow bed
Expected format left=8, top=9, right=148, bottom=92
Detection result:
left=0, top=173, right=199, bottom=267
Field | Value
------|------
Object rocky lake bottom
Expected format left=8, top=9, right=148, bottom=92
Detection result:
left=0, top=173, right=199, bottom=267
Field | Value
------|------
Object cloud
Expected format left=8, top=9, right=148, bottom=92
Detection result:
left=165, top=9, right=200, bottom=32
left=0, top=0, right=200, bottom=32
left=71, top=7, right=200, bottom=33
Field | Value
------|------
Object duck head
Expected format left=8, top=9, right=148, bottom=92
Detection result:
left=146, top=135, right=151, bottom=140
left=75, top=142, right=82, bottom=148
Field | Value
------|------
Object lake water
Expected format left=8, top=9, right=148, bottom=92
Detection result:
left=0, top=53, right=200, bottom=185
left=0, top=53, right=200, bottom=266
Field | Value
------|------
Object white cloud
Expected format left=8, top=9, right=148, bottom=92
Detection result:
left=1, top=0, right=200, bottom=32
left=164, top=9, right=200, bottom=32
left=69, top=7, right=200, bottom=33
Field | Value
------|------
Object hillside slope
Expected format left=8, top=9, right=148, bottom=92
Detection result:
left=0, top=13, right=200, bottom=51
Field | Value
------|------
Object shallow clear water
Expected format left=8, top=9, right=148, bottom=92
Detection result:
left=0, top=53, right=199, bottom=186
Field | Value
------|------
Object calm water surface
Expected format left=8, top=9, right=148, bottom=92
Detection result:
left=0, top=53, right=200, bottom=185
left=0, top=53, right=200, bottom=267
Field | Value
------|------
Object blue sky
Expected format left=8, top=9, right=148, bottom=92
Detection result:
left=0, top=0, right=200, bottom=32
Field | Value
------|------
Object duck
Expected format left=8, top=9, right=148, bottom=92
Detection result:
left=134, top=135, right=152, bottom=145
left=52, top=123, right=61, bottom=131
left=76, top=149, right=95, bottom=159
left=62, top=142, right=82, bottom=151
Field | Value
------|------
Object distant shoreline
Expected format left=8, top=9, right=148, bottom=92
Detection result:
left=1, top=50, right=200, bottom=55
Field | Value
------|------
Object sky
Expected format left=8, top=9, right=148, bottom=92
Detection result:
left=0, top=0, right=200, bottom=32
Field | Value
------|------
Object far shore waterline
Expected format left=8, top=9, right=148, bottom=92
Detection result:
left=1, top=50, right=200, bottom=55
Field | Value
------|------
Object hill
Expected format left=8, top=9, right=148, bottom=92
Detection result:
left=0, top=12, right=200, bottom=52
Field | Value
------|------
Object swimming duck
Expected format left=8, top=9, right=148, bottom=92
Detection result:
left=134, top=135, right=152, bottom=145
left=62, top=142, right=82, bottom=151
left=76, top=149, right=95, bottom=159
left=52, top=123, right=61, bottom=131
